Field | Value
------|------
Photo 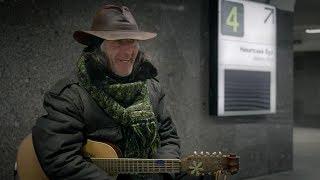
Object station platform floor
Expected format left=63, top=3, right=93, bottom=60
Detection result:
left=246, top=126, right=320, bottom=180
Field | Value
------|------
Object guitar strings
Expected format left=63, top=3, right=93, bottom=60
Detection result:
left=92, top=159, right=181, bottom=171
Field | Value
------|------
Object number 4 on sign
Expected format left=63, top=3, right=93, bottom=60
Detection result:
left=226, top=7, right=239, bottom=32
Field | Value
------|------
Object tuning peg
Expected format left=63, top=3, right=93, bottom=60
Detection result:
left=212, top=152, right=217, bottom=156
left=200, top=151, right=204, bottom=155
left=218, top=151, right=222, bottom=156
left=206, top=152, right=210, bottom=155
left=194, top=151, right=198, bottom=155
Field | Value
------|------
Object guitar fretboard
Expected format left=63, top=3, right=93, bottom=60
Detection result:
left=92, top=158, right=181, bottom=174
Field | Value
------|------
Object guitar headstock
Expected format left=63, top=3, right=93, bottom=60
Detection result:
left=181, top=151, right=239, bottom=176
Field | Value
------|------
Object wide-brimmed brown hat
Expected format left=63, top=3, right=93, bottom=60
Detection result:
left=73, top=4, right=157, bottom=45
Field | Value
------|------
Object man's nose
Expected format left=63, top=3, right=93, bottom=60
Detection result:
left=119, top=43, right=136, bottom=54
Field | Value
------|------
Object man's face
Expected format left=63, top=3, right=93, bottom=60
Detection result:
left=100, top=39, right=139, bottom=77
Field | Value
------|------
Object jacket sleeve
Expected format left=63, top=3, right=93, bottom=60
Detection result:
left=156, top=88, right=181, bottom=159
left=32, top=84, right=111, bottom=180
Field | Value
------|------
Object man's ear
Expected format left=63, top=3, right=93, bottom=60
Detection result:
left=96, top=44, right=110, bottom=69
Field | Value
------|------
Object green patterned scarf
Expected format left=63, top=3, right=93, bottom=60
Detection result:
left=76, top=47, right=160, bottom=158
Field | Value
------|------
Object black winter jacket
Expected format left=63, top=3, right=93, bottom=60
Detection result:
left=32, top=56, right=181, bottom=180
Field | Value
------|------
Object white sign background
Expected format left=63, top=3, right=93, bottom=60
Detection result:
left=218, top=0, right=277, bottom=116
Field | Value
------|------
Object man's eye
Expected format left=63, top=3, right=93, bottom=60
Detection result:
left=112, top=41, right=121, bottom=46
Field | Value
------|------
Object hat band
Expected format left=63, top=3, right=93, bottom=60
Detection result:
left=91, top=23, right=139, bottom=31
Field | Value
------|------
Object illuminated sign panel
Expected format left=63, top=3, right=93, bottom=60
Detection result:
left=217, top=0, right=276, bottom=116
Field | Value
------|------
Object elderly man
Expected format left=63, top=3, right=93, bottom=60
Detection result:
left=32, top=4, right=180, bottom=180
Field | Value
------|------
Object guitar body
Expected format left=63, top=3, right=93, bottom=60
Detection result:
left=16, top=134, right=119, bottom=180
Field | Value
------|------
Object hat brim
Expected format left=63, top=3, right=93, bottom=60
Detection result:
left=73, top=30, right=157, bottom=45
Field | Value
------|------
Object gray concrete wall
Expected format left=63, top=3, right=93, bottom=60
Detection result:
left=294, top=52, right=320, bottom=127
left=0, top=0, right=293, bottom=179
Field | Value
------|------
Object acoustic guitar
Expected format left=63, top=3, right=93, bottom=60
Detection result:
left=16, top=134, right=239, bottom=180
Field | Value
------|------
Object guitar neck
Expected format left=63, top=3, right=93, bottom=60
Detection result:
left=92, top=158, right=181, bottom=174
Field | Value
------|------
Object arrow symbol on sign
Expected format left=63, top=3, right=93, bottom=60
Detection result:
left=264, top=7, right=274, bottom=24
